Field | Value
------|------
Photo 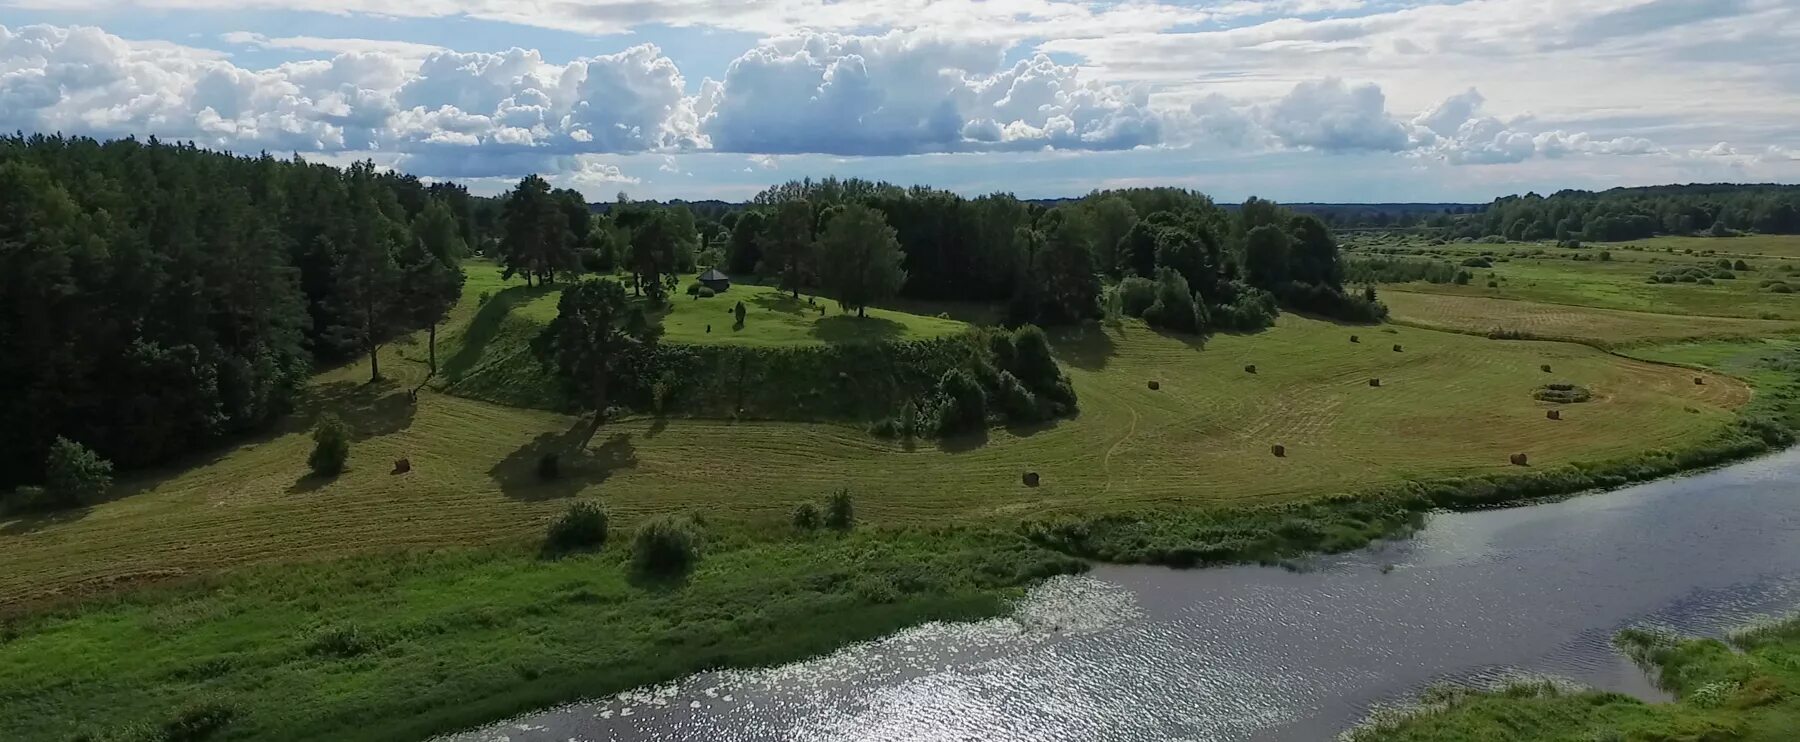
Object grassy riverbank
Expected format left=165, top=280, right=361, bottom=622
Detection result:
left=0, top=528, right=1082, bottom=742
left=1352, top=612, right=1800, bottom=741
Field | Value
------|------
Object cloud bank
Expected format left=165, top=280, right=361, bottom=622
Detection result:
left=0, top=21, right=1752, bottom=179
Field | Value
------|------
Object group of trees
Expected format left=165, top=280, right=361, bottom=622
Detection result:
left=717, top=179, right=1377, bottom=334
left=1458, top=185, right=1800, bottom=242
left=0, top=134, right=470, bottom=492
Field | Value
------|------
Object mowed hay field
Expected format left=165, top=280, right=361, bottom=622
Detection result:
left=1383, top=291, right=1800, bottom=346
left=0, top=291, right=1750, bottom=605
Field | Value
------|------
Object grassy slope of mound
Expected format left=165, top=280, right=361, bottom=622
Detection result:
left=435, top=266, right=975, bottom=415
left=659, top=281, right=968, bottom=347
left=1352, top=613, right=1800, bottom=742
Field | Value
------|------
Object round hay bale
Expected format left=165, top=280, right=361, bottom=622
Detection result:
left=1022, top=471, right=1040, bottom=487
left=391, top=458, right=411, bottom=475
left=1694, top=376, right=1705, bottom=385
left=1147, top=380, right=1161, bottom=390
left=1540, top=364, right=1552, bottom=373
left=1368, top=378, right=1381, bottom=387
left=1509, top=453, right=1529, bottom=466
left=1350, top=335, right=1360, bottom=343
left=1393, top=344, right=1404, bottom=352
left=1547, top=409, right=1561, bottom=420
left=1271, top=444, right=1286, bottom=458
left=1244, top=364, right=1257, bottom=374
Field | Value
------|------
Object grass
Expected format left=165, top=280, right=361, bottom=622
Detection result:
left=1349, top=236, right=1800, bottom=320
left=0, top=303, right=1752, bottom=608
left=0, top=528, right=1081, bottom=742
left=1351, top=612, right=1800, bottom=741
left=0, top=256, right=1787, bottom=741
left=659, top=280, right=969, bottom=347
left=1383, top=291, right=1800, bottom=347
left=1605, top=233, right=1800, bottom=259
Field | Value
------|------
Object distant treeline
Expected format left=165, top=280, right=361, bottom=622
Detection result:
left=0, top=135, right=471, bottom=488
left=1460, top=184, right=1800, bottom=242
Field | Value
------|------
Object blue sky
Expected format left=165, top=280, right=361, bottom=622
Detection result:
left=3, top=0, right=1796, bottom=202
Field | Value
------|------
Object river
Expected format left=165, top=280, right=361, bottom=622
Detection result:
left=446, top=448, right=1800, bottom=742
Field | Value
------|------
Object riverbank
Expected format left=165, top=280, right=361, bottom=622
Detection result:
left=1351, top=613, right=1800, bottom=741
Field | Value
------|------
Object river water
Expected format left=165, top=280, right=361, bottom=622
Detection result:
left=447, top=449, right=1800, bottom=742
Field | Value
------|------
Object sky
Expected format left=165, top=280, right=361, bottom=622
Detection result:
left=2, top=0, right=1797, bottom=203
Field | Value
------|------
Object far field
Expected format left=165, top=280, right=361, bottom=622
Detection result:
left=0, top=268, right=1750, bottom=605
left=1383, top=292, right=1800, bottom=347
left=1351, top=234, right=1800, bottom=321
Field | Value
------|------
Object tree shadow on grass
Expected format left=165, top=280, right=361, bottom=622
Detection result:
left=750, top=291, right=811, bottom=317
left=304, top=380, right=417, bottom=441
left=935, top=427, right=990, bottom=453
left=1149, top=326, right=1212, bottom=352
left=0, top=506, right=91, bottom=536
left=442, top=284, right=556, bottom=380
left=811, top=315, right=905, bottom=345
left=489, top=422, right=639, bottom=501
left=1052, top=321, right=1119, bottom=371
left=286, top=471, right=334, bottom=495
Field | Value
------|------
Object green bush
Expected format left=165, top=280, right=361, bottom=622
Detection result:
left=1453, top=270, right=1473, bottom=285
left=1460, top=256, right=1493, bottom=268
left=546, top=501, right=608, bottom=552
left=1115, top=276, right=1157, bottom=317
left=44, top=437, right=112, bottom=508
left=632, top=516, right=698, bottom=576
left=792, top=502, right=821, bottom=530
left=1142, top=268, right=1201, bottom=333
left=697, top=286, right=716, bottom=298
left=306, top=414, right=350, bottom=477
left=686, top=282, right=701, bottom=296
left=934, top=368, right=988, bottom=435
left=825, top=489, right=854, bottom=530
left=1734, top=259, right=1751, bottom=271
left=994, top=370, right=1040, bottom=422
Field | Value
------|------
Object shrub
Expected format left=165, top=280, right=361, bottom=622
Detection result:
left=934, top=368, right=988, bottom=435
left=1452, top=270, right=1473, bottom=285
left=546, top=500, right=608, bottom=552
left=44, top=437, right=112, bottom=508
left=536, top=452, right=561, bottom=480
left=686, top=282, right=701, bottom=296
left=792, top=502, right=822, bottom=530
left=306, top=415, right=350, bottom=477
left=1534, top=383, right=1593, bottom=403
left=477, top=290, right=492, bottom=306
left=1734, top=259, right=1752, bottom=271
left=994, top=370, right=1040, bottom=421
left=697, top=286, right=716, bottom=298
left=1770, top=283, right=1794, bottom=294
left=632, top=516, right=697, bottom=576
left=1115, top=276, right=1157, bottom=318
left=1142, top=269, right=1201, bottom=333
left=824, top=488, right=854, bottom=530
left=1486, top=280, right=1499, bottom=288
left=1461, top=256, right=1493, bottom=268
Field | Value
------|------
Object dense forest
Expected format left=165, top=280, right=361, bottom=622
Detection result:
left=0, top=135, right=473, bottom=489
left=3, top=138, right=1370, bottom=491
